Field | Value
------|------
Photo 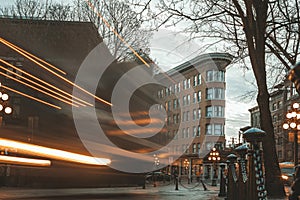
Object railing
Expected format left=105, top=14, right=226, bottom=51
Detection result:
left=223, top=127, right=268, bottom=200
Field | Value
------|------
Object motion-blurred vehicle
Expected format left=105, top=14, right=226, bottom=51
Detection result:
left=280, top=162, right=295, bottom=185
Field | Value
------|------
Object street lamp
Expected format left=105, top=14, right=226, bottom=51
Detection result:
left=153, top=154, right=160, bottom=187
left=208, top=147, right=221, bottom=186
left=0, top=83, right=12, bottom=115
left=283, top=102, right=299, bottom=166
left=183, top=158, right=190, bottom=184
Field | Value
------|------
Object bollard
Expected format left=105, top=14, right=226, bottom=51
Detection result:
left=218, top=164, right=226, bottom=197
left=235, top=144, right=249, bottom=200
left=226, top=154, right=238, bottom=200
left=175, top=176, right=179, bottom=190
left=243, top=128, right=268, bottom=200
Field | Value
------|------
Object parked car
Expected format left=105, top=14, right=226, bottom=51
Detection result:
left=280, top=162, right=295, bottom=185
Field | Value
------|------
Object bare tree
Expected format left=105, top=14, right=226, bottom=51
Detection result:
left=74, top=0, right=152, bottom=61
left=46, top=3, right=71, bottom=21
left=132, top=0, right=300, bottom=197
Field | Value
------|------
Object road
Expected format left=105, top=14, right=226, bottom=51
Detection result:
left=0, top=182, right=292, bottom=200
left=0, top=182, right=221, bottom=200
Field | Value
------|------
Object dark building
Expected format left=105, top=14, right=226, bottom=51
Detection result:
left=249, top=80, right=300, bottom=163
left=0, top=18, right=152, bottom=187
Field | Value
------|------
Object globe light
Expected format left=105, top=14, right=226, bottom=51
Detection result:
left=1, top=93, right=9, bottom=101
left=0, top=92, right=2, bottom=98
left=217, top=157, right=221, bottom=161
left=297, top=125, right=300, bottom=130
left=291, top=112, right=297, bottom=118
left=290, top=122, right=297, bottom=129
left=208, top=157, right=212, bottom=160
left=0, top=104, right=3, bottom=111
left=4, top=107, right=12, bottom=114
left=293, top=103, right=300, bottom=109
left=283, top=123, right=290, bottom=129
left=287, top=113, right=293, bottom=119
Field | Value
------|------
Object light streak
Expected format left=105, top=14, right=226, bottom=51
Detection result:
left=85, top=0, right=150, bottom=68
left=0, top=71, right=79, bottom=107
left=0, top=59, right=93, bottom=107
left=0, top=37, right=66, bottom=75
left=0, top=65, right=85, bottom=107
left=0, top=155, right=51, bottom=167
left=1, top=85, right=61, bottom=110
left=0, top=41, right=112, bottom=106
left=0, top=138, right=111, bottom=166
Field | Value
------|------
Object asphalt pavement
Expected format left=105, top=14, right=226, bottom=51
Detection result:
left=0, top=181, right=292, bottom=200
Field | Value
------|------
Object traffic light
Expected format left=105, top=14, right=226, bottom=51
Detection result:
left=288, top=61, right=300, bottom=94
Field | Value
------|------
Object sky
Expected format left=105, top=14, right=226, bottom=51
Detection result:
left=0, top=0, right=258, bottom=143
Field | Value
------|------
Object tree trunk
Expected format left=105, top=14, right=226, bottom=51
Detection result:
left=238, top=0, right=286, bottom=197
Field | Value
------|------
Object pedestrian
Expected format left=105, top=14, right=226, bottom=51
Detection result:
left=289, top=166, right=300, bottom=200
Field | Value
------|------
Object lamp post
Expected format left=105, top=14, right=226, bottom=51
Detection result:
left=183, top=158, right=190, bottom=183
left=0, top=91, right=12, bottom=116
left=153, top=154, right=160, bottom=187
left=208, top=147, right=220, bottom=186
left=283, top=102, right=299, bottom=166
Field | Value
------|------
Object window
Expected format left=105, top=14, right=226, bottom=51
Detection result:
left=206, top=88, right=225, bottom=100
left=187, top=78, right=191, bottom=88
left=187, top=94, right=190, bottom=105
left=173, top=99, right=176, bottom=109
left=278, top=101, right=282, bottom=109
left=205, top=124, right=224, bottom=135
left=214, top=124, right=223, bottom=135
left=186, top=111, right=190, bottom=121
left=214, top=106, right=224, bottom=117
left=206, top=88, right=213, bottom=100
left=193, top=126, right=197, bottom=137
left=272, top=102, right=277, bottom=111
left=194, top=75, right=198, bottom=86
left=178, top=82, right=181, bottom=92
left=182, top=129, right=185, bottom=138
left=193, top=92, right=197, bottom=103
left=214, top=88, right=225, bottom=99
left=206, top=124, right=212, bottom=135
left=168, top=101, right=171, bottom=111
left=197, top=143, right=201, bottom=153
left=193, top=143, right=197, bottom=153
left=197, top=125, right=201, bottom=136
left=206, top=142, right=213, bottom=150
left=206, top=70, right=213, bottom=82
left=183, top=79, right=187, bottom=90
left=193, top=108, right=201, bottom=119
left=206, top=70, right=225, bottom=82
left=168, top=116, right=172, bottom=125
left=183, top=96, right=186, bottom=106
left=197, top=74, right=201, bottom=85
left=173, top=114, right=178, bottom=124
left=278, top=150, right=282, bottom=159
left=186, top=127, right=190, bottom=138
left=197, top=108, right=201, bottom=119
left=197, top=91, right=201, bottom=102
left=206, top=106, right=213, bottom=117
